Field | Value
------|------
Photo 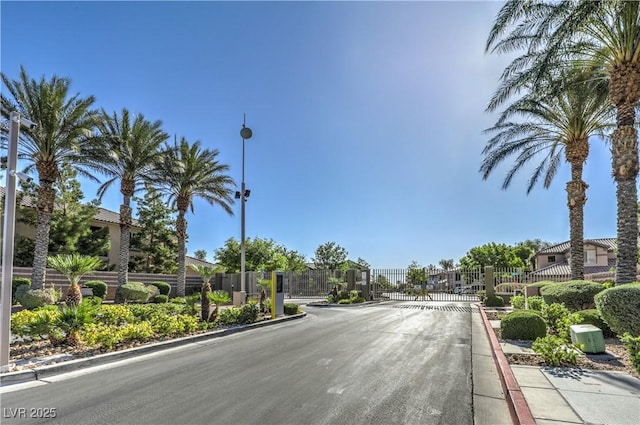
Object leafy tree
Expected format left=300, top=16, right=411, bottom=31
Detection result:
left=1, top=167, right=109, bottom=267
left=312, top=242, right=348, bottom=270
left=486, top=0, right=640, bottom=284
left=151, top=137, right=234, bottom=296
left=407, top=261, right=426, bottom=285
left=214, top=237, right=306, bottom=272
left=129, top=188, right=178, bottom=274
left=89, top=108, right=169, bottom=287
left=459, top=242, right=527, bottom=270
left=518, top=239, right=553, bottom=255
left=282, top=248, right=307, bottom=273
left=356, top=257, right=371, bottom=269
left=439, top=259, right=455, bottom=271
left=48, top=164, right=110, bottom=260
left=193, top=250, right=207, bottom=261
left=1, top=66, right=98, bottom=289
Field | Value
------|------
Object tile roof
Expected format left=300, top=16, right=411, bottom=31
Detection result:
left=185, top=256, right=218, bottom=268
left=530, top=258, right=616, bottom=276
left=536, top=238, right=617, bottom=255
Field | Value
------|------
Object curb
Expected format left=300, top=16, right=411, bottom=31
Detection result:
left=476, top=304, right=536, bottom=425
left=1, top=312, right=306, bottom=386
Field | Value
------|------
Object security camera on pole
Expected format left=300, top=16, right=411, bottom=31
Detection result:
left=234, top=115, right=252, bottom=306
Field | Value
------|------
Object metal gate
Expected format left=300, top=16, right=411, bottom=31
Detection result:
left=370, top=268, right=483, bottom=302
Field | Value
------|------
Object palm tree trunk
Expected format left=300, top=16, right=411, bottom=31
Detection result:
left=610, top=65, right=640, bottom=285
left=31, top=210, right=52, bottom=290
left=118, top=198, right=132, bottom=287
left=31, top=183, right=56, bottom=289
left=176, top=211, right=187, bottom=297
left=615, top=178, right=638, bottom=284
left=566, top=177, right=587, bottom=280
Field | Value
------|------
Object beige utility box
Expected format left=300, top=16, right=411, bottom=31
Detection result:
left=570, top=324, right=605, bottom=354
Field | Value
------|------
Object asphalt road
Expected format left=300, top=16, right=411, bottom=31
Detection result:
left=1, top=302, right=474, bottom=425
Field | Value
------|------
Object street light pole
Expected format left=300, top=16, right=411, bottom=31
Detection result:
left=1, top=112, right=22, bottom=370
left=238, top=115, right=252, bottom=304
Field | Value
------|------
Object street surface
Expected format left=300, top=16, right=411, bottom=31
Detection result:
left=1, top=302, right=474, bottom=425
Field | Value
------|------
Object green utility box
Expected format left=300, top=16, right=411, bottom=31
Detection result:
left=570, top=324, right=606, bottom=354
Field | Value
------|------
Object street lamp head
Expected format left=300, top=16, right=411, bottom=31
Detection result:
left=240, top=125, right=252, bottom=141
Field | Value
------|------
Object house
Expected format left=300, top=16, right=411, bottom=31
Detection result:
left=1, top=187, right=216, bottom=275
left=530, top=238, right=617, bottom=279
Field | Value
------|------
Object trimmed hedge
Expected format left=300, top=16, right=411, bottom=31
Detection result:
left=84, top=280, right=108, bottom=299
left=539, top=280, right=605, bottom=311
left=119, top=282, right=153, bottom=303
left=484, top=295, right=504, bottom=307
left=575, top=309, right=615, bottom=338
left=15, top=285, right=60, bottom=309
left=152, top=281, right=171, bottom=296
left=154, top=295, right=169, bottom=304
left=501, top=310, right=546, bottom=341
left=12, top=277, right=31, bottom=303
left=284, top=303, right=299, bottom=315
left=594, top=283, right=640, bottom=337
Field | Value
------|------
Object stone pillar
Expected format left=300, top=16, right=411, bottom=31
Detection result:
left=484, top=266, right=495, bottom=297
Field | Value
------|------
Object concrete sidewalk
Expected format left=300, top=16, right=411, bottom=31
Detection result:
left=479, top=307, right=640, bottom=425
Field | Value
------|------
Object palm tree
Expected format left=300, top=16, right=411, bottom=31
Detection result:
left=482, top=69, right=612, bottom=280
left=0, top=66, right=98, bottom=289
left=486, top=0, right=640, bottom=284
left=207, top=290, right=231, bottom=322
left=88, top=108, right=169, bottom=287
left=152, top=137, right=235, bottom=296
left=47, top=253, right=103, bottom=306
left=189, top=264, right=225, bottom=321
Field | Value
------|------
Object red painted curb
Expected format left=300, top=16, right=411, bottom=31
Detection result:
left=477, top=304, right=537, bottom=425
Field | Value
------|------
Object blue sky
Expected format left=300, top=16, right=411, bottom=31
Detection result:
left=1, top=1, right=617, bottom=268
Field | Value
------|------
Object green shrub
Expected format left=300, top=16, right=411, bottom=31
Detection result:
left=145, top=284, right=159, bottom=297
left=337, top=290, right=350, bottom=301
left=10, top=308, right=60, bottom=340
left=510, top=294, right=525, bottom=309
left=84, top=280, right=108, bottom=299
left=237, top=302, right=259, bottom=324
left=170, top=297, right=187, bottom=304
left=541, top=302, right=583, bottom=341
left=621, top=333, right=640, bottom=375
left=484, top=295, right=504, bottom=307
left=510, top=295, right=546, bottom=311
left=594, top=283, right=640, bottom=336
left=12, top=277, right=31, bottom=304
left=539, top=280, right=605, bottom=311
left=284, top=303, right=299, bottom=315
left=119, top=282, right=153, bottom=303
left=527, top=296, right=546, bottom=312
left=154, top=295, right=169, bottom=303
left=501, top=310, right=547, bottom=340
left=602, top=281, right=615, bottom=289
left=575, top=309, right=615, bottom=338
left=532, top=335, right=579, bottom=366
left=152, top=281, right=171, bottom=296
left=494, top=282, right=524, bottom=292
left=94, top=305, right=136, bottom=326
left=338, top=299, right=352, bottom=304
left=217, top=307, right=240, bottom=325
left=216, top=303, right=260, bottom=325
left=15, top=285, right=61, bottom=309
left=527, top=281, right=555, bottom=292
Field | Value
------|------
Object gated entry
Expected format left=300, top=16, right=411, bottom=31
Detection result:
left=369, top=268, right=483, bottom=302
left=253, top=268, right=485, bottom=301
